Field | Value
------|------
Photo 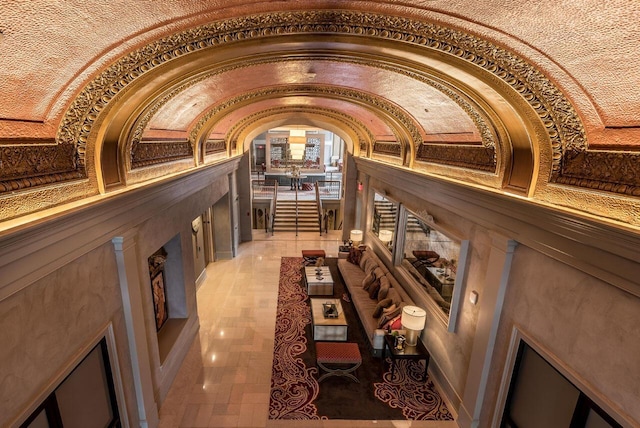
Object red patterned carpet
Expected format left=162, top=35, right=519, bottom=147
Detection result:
left=268, top=257, right=454, bottom=421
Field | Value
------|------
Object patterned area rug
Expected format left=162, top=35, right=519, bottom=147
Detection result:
left=268, top=257, right=454, bottom=421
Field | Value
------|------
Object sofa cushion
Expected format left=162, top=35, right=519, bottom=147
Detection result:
left=347, top=247, right=364, bottom=265
left=386, top=288, right=401, bottom=305
left=364, top=257, right=378, bottom=274
left=373, top=298, right=393, bottom=318
left=368, top=280, right=381, bottom=299
left=378, top=275, right=390, bottom=301
left=358, top=251, right=371, bottom=270
left=362, top=271, right=376, bottom=290
left=378, top=303, right=404, bottom=329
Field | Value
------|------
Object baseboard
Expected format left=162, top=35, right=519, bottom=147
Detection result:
left=427, top=356, right=462, bottom=421
left=195, top=269, right=207, bottom=290
left=156, top=316, right=199, bottom=405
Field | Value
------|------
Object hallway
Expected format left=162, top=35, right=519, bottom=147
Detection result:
left=157, top=231, right=457, bottom=428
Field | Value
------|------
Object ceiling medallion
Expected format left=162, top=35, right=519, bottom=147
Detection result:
left=56, top=9, right=620, bottom=195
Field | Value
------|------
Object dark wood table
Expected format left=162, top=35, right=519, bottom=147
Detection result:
left=383, top=334, right=430, bottom=381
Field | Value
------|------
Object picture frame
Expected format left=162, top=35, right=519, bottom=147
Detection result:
left=151, top=271, right=169, bottom=331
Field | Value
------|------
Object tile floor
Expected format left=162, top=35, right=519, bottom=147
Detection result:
left=158, top=230, right=457, bottom=428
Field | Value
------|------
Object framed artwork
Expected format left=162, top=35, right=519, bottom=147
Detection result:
left=151, top=271, right=169, bottom=331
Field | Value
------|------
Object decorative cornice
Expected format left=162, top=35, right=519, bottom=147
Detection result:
left=373, top=142, right=402, bottom=156
left=53, top=9, right=627, bottom=196
left=556, top=149, right=640, bottom=196
left=204, top=140, right=226, bottom=155
left=416, top=144, right=496, bottom=172
left=131, top=140, right=193, bottom=168
left=0, top=140, right=83, bottom=192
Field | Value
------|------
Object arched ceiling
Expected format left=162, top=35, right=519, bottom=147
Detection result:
left=0, top=2, right=639, bottom=226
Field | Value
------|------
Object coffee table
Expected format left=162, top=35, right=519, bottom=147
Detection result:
left=304, top=266, right=334, bottom=295
left=310, top=298, right=348, bottom=341
left=383, top=334, right=430, bottom=381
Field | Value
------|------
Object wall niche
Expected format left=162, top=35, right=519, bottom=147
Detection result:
left=148, top=234, right=187, bottom=364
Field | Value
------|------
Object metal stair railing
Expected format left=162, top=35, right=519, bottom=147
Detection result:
left=315, top=182, right=324, bottom=235
left=269, top=181, right=278, bottom=235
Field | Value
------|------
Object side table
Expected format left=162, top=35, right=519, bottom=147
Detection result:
left=338, top=245, right=350, bottom=259
left=383, top=334, right=430, bottom=382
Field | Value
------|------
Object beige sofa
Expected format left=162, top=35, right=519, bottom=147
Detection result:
left=337, top=247, right=415, bottom=357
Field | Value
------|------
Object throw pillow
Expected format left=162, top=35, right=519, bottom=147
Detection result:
left=378, top=304, right=404, bottom=329
left=368, top=279, right=381, bottom=299
left=389, top=316, right=403, bottom=330
left=372, top=298, right=393, bottom=318
left=362, top=271, right=376, bottom=290
left=386, top=288, right=401, bottom=305
left=364, top=257, right=378, bottom=274
left=358, top=251, right=370, bottom=270
left=348, top=247, right=364, bottom=265
left=377, top=276, right=390, bottom=301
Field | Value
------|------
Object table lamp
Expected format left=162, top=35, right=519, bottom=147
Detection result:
left=401, top=305, right=426, bottom=346
left=378, top=229, right=393, bottom=247
left=350, top=229, right=363, bottom=246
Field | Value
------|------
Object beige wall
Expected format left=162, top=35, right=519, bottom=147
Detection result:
left=484, top=245, right=640, bottom=425
left=353, top=157, right=640, bottom=427
left=0, top=242, right=131, bottom=426
left=0, top=161, right=236, bottom=426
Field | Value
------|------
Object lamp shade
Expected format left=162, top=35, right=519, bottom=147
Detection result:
left=350, top=229, right=363, bottom=242
left=378, top=229, right=393, bottom=243
left=401, top=306, right=426, bottom=331
left=289, top=143, right=305, bottom=159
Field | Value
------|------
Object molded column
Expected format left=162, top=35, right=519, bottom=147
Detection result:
left=112, top=232, right=159, bottom=428
left=458, top=234, right=517, bottom=428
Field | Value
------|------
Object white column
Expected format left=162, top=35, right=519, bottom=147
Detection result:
left=458, top=234, right=517, bottom=428
left=112, top=232, right=159, bottom=428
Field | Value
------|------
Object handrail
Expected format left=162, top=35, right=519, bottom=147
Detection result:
left=315, top=182, right=323, bottom=235
left=294, top=182, right=299, bottom=236
left=270, top=181, right=278, bottom=235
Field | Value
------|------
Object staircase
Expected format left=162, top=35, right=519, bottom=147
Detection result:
left=273, top=200, right=320, bottom=233
left=374, top=200, right=425, bottom=233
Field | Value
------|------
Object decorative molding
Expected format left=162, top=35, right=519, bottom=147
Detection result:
left=189, top=84, right=419, bottom=148
left=204, top=139, right=226, bottom=155
left=555, top=149, right=640, bottom=196
left=416, top=144, right=496, bottom=172
left=54, top=9, right=638, bottom=196
left=373, top=142, right=402, bottom=156
left=0, top=139, right=84, bottom=192
left=225, top=105, right=375, bottom=155
left=131, top=140, right=193, bottom=168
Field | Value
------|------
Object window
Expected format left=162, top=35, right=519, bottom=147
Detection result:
left=21, top=338, right=120, bottom=428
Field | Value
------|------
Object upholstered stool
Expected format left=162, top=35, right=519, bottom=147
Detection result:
left=316, top=342, right=362, bottom=383
left=302, top=249, right=326, bottom=266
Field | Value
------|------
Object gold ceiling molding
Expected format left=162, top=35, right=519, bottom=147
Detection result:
left=0, top=138, right=84, bottom=192
left=223, top=105, right=375, bottom=156
left=54, top=9, right=614, bottom=195
left=131, top=140, right=193, bottom=168
left=188, top=84, right=419, bottom=152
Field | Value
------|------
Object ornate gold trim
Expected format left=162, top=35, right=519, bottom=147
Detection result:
left=223, top=105, right=375, bottom=157
left=189, top=84, right=416, bottom=152
left=53, top=10, right=618, bottom=195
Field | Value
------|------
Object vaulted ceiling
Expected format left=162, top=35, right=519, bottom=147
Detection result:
left=1, top=1, right=639, bottom=226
